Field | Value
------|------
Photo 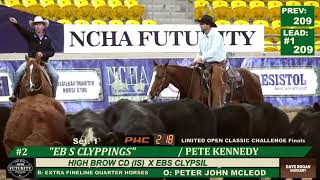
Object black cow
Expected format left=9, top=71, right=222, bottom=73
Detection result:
left=66, top=107, right=163, bottom=180
left=290, top=110, right=320, bottom=178
left=215, top=102, right=290, bottom=140
left=312, top=102, right=320, bottom=112
left=66, top=109, right=117, bottom=146
left=300, top=102, right=320, bottom=113
left=139, top=99, right=217, bottom=144
left=214, top=103, right=252, bottom=138
left=0, top=106, right=11, bottom=169
left=103, top=99, right=165, bottom=137
left=250, top=103, right=290, bottom=138
left=103, top=99, right=214, bottom=180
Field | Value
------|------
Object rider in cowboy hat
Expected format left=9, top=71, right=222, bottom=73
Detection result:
left=192, top=15, right=227, bottom=107
left=193, top=15, right=225, bottom=64
left=8, top=16, right=59, bottom=102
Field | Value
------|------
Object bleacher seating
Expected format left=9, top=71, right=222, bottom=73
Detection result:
left=125, top=19, right=140, bottom=25
left=74, top=0, right=94, bottom=21
left=249, top=0, right=270, bottom=20
left=2, top=0, right=319, bottom=52
left=142, top=19, right=157, bottom=25
left=109, top=19, right=124, bottom=25
left=91, top=19, right=107, bottom=25
left=212, top=0, right=232, bottom=21
left=268, top=1, right=282, bottom=20
left=215, top=19, right=230, bottom=25
left=194, top=0, right=320, bottom=52
left=264, top=40, right=277, bottom=52
left=40, top=0, right=61, bottom=20
left=22, top=0, right=43, bottom=16
left=57, top=19, right=73, bottom=24
left=2, top=0, right=156, bottom=25
left=4, top=0, right=27, bottom=12
left=233, top=19, right=249, bottom=25
left=74, top=19, right=90, bottom=24
left=230, top=0, right=250, bottom=21
left=316, top=41, right=320, bottom=51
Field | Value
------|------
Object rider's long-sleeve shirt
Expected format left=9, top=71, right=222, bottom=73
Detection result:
left=199, top=28, right=226, bottom=63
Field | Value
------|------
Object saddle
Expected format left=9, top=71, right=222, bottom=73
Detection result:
left=196, top=62, right=244, bottom=106
left=195, top=63, right=211, bottom=95
left=226, top=67, right=243, bottom=90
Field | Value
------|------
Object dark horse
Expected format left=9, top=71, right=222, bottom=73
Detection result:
left=18, top=55, right=53, bottom=99
left=148, top=62, right=264, bottom=107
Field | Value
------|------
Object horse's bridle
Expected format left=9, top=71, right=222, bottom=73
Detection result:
left=154, top=67, right=168, bottom=100
left=25, top=66, right=43, bottom=92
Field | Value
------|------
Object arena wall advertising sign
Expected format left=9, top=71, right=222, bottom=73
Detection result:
left=251, top=68, right=320, bottom=96
left=0, top=57, right=319, bottom=112
left=63, top=25, right=264, bottom=53
left=0, top=71, right=12, bottom=102
left=56, top=69, right=103, bottom=101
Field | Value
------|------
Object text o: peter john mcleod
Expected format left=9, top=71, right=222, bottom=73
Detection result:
left=174, top=169, right=267, bottom=177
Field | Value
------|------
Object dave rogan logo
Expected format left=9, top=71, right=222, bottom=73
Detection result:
left=280, top=158, right=316, bottom=178
left=6, top=159, right=34, bottom=178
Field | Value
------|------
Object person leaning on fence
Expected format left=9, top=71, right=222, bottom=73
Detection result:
left=8, top=16, right=59, bottom=102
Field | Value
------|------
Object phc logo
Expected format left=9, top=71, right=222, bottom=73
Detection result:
left=6, top=158, right=34, bottom=178
left=106, top=65, right=149, bottom=95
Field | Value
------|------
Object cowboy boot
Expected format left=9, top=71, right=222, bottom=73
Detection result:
left=9, top=88, right=18, bottom=103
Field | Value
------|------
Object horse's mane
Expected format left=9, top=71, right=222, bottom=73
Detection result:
left=167, top=64, right=194, bottom=71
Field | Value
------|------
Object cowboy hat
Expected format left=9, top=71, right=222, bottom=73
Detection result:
left=29, top=16, right=49, bottom=28
left=199, top=15, right=217, bottom=27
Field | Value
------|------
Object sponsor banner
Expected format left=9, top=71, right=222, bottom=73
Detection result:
left=0, top=57, right=320, bottom=112
left=251, top=68, right=319, bottom=96
left=64, top=25, right=264, bottom=53
left=56, top=69, right=103, bottom=101
left=0, top=71, right=12, bottom=102
left=105, top=62, right=152, bottom=103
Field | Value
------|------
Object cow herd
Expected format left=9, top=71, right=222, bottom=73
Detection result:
left=0, top=94, right=319, bottom=179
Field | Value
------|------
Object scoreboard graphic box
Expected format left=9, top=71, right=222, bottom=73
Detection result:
left=6, top=146, right=315, bottom=179
left=280, top=6, right=315, bottom=56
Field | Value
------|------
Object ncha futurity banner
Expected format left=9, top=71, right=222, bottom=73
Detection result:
left=0, top=57, right=320, bottom=112
left=64, top=25, right=264, bottom=53
left=0, top=6, right=263, bottom=54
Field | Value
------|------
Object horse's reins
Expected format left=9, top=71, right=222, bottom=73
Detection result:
left=187, top=67, right=195, bottom=97
left=156, top=65, right=196, bottom=100
left=154, top=67, right=167, bottom=101
left=155, top=66, right=181, bottom=101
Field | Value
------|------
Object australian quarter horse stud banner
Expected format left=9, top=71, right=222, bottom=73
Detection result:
left=63, top=25, right=264, bottom=53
